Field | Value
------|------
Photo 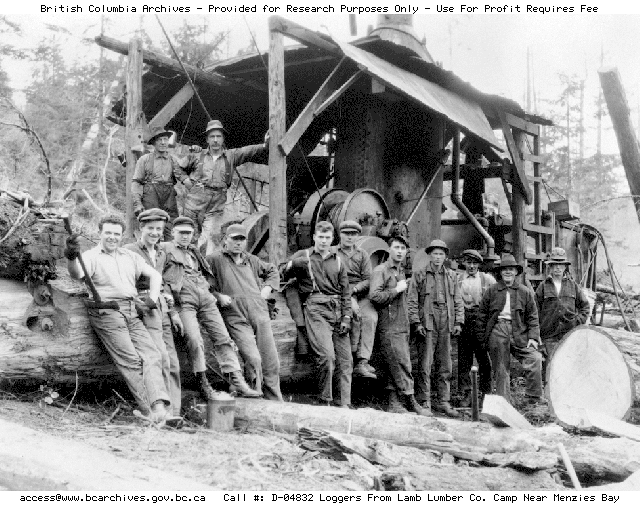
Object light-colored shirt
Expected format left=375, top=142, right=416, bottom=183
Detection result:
left=553, top=278, right=562, bottom=295
left=459, top=271, right=496, bottom=309
left=81, top=245, right=147, bottom=301
left=499, top=290, right=512, bottom=320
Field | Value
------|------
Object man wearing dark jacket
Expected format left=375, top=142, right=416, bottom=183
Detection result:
left=477, top=254, right=543, bottom=404
left=535, top=247, right=591, bottom=364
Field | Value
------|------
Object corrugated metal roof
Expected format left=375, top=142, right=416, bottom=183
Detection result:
left=334, top=40, right=503, bottom=151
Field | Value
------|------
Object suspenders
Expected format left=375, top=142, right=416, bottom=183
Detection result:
left=305, top=248, right=341, bottom=293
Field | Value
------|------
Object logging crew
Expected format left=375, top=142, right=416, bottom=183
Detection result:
left=456, top=249, right=495, bottom=409
left=181, top=120, right=268, bottom=255
left=65, top=214, right=171, bottom=423
left=535, top=247, right=591, bottom=363
left=476, top=254, right=543, bottom=405
left=407, top=239, right=464, bottom=418
left=336, top=220, right=378, bottom=379
left=370, top=235, right=429, bottom=416
left=283, top=221, right=353, bottom=408
left=123, top=209, right=183, bottom=418
left=162, top=216, right=261, bottom=400
left=131, top=126, right=198, bottom=240
left=207, top=223, right=283, bottom=401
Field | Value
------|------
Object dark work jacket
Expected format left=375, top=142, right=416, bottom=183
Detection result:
left=535, top=276, right=590, bottom=342
left=476, top=279, right=540, bottom=348
left=161, top=241, right=214, bottom=302
left=369, top=260, right=407, bottom=334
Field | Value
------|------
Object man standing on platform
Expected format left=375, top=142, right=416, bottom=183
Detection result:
left=456, top=249, right=495, bottom=409
left=335, top=220, right=378, bottom=379
left=162, top=216, right=261, bottom=400
left=407, top=239, right=464, bottom=418
left=208, top=223, right=283, bottom=401
left=283, top=221, right=352, bottom=408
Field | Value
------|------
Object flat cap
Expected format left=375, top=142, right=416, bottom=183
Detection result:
left=226, top=223, right=248, bottom=238
left=339, top=220, right=362, bottom=233
left=461, top=249, right=483, bottom=263
left=137, top=208, right=170, bottom=223
left=172, top=216, right=196, bottom=230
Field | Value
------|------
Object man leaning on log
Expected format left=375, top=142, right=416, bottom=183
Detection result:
left=65, top=214, right=174, bottom=424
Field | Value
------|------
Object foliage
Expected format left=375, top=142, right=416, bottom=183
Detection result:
left=160, top=20, right=227, bottom=67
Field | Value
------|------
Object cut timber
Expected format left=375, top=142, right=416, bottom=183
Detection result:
left=547, top=325, right=635, bottom=425
left=563, top=409, right=640, bottom=443
left=482, top=394, right=534, bottom=429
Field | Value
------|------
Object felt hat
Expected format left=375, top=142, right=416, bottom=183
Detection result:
left=494, top=254, right=524, bottom=275
left=204, top=119, right=228, bottom=136
left=425, top=239, right=449, bottom=255
left=137, top=208, right=170, bottom=223
left=545, top=247, right=571, bottom=265
left=461, top=249, right=483, bottom=263
left=146, top=125, right=173, bottom=145
left=172, top=216, right=196, bottom=231
left=226, top=223, right=248, bottom=239
left=339, top=220, right=362, bottom=234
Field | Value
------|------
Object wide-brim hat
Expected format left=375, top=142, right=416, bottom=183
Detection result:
left=461, top=249, right=483, bottom=263
left=204, top=120, right=228, bottom=136
left=425, top=239, right=449, bottom=255
left=494, top=254, right=524, bottom=275
left=545, top=247, right=571, bottom=265
left=172, top=216, right=196, bottom=231
left=146, top=126, right=173, bottom=145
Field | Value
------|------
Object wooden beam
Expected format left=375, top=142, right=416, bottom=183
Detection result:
left=125, top=38, right=144, bottom=239
left=510, top=129, right=528, bottom=273
left=95, top=35, right=262, bottom=98
left=520, top=152, right=545, bottom=164
left=499, top=112, right=532, bottom=204
left=315, top=71, right=362, bottom=117
left=268, top=28, right=288, bottom=265
left=147, top=83, right=194, bottom=131
left=524, top=223, right=554, bottom=235
left=269, top=16, right=340, bottom=55
left=505, top=112, right=540, bottom=136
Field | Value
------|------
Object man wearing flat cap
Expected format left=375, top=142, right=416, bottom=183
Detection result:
left=132, top=126, right=199, bottom=241
left=456, top=250, right=495, bottom=409
left=535, top=247, right=590, bottom=365
left=162, top=216, right=261, bottom=400
left=407, top=239, right=464, bottom=418
left=181, top=120, right=268, bottom=255
left=335, top=220, right=378, bottom=380
left=477, top=254, right=543, bottom=405
left=207, top=223, right=283, bottom=401
left=124, top=208, right=183, bottom=419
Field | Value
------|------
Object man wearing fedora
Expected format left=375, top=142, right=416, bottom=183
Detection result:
left=456, top=249, right=495, bottom=409
left=476, top=254, right=543, bottom=405
left=407, top=239, right=464, bottom=418
left=181, top=120, right=268, bottom=255
left=535, top=247, right=590, bottom=363
left=132, top=126, right=198, bottom=241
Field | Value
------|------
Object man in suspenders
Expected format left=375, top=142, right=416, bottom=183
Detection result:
left=284, top=221, right=353, bottom=408
left=181, top=120, right=268, bottom=255
left=131, top=126, right=198, bottom=241
left=456, top=249, right=495, bottom=409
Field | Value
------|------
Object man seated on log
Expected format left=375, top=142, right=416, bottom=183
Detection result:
left=476, top=254, right=543, bottom=406
left=181, top=120, right=268, bottom=255
left=456, top=249, right=495, bottom=410
left=65, top=214, right=171, bottom=423
left=407, top=239, right=464, bottom=418
left=369, top=234, right=429, bottom=416
left=131, top=126, right=200, bottom=241
left=207, top=223, right=283, bottom=401
left=123, top=209, right=184, bottom=419
left=335, top=220, right=378, bottom=380
left=283, top=221, right=353, bottom=408
left=535, top=247, right=590, bottom=373
left=162, top=216, right=261, bottom=401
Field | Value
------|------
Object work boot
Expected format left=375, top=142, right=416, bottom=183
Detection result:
left=150, top=401, right=168, bottom=424
left=459, top=392, right=472, bottom=409
left=418, top=398, right=431, bottom=412
left=434, top=401, right=460, bottom=418
left=227, top=371, right=263, bottom=398
left=387, top=391, right=408, bottom=414
left=198, top=372, right=218, bottom=401
left=364, top=362, right=377, bottom=374
left=353, top=360, right=377, bottom=379
left=405, top=394, right=432, bottom=417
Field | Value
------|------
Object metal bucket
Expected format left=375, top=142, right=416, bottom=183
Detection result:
left=206, top=396, right=236, bottom=432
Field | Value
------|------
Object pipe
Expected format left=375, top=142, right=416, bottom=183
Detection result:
left=450, top=128, right=495, bottom=258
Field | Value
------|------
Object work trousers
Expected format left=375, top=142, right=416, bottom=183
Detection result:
left=182, top=186, right=226, bottom=256
left=142, top=183, right=178, bottom=241
left=304, top=293, right=353, bottom=405
left=221, top=296, right=283, bottom=401
left=379, top=327, right=414, bottom=395
left=87, top=301, right=169, bottom=412
left=350, top=297, right=378, bottom=362
left=458, top=308, right=492, bottom=395
left=177, top=276, right=241, bottom=375
left=416, top=304, right=452, bottom=404
left=488, top=320, right=543, bottom=402
left=142, top=298, right=182, bottom=415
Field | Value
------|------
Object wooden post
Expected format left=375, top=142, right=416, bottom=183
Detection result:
left=268, top=21, right=287, bottom=264
left=125, top=38, right=144, bottom=238
left=511, top=129, right=528, bottom=271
